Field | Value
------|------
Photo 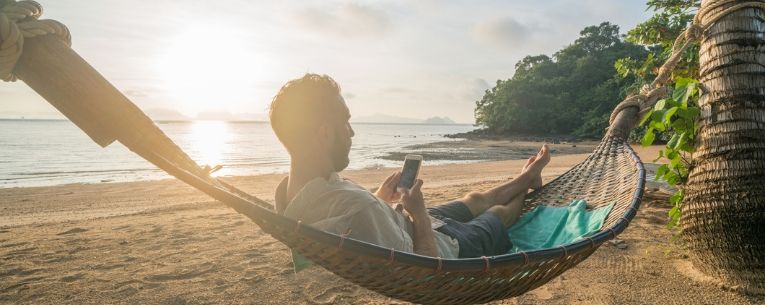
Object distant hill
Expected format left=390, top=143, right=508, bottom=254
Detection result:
left=145, top=108, right=190, bottom=121
left=352, top=113, right=458, bottom=124
left=422, top=116, right=456, bottom=125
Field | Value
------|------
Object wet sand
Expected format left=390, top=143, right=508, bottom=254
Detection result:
left=1, top=145, right=763, bottom=304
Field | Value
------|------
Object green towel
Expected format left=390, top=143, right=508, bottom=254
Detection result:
left=291, top=249, right=312, bottom=272
left=506, top=199, right=614, bottom=253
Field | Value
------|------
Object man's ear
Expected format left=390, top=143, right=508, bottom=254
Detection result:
left=316, top=123, right=334, bottom=148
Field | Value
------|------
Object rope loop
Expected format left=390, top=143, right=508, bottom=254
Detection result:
left=685, top=23, right=703, bottom=41
left=520, top=251, right=529, bottom=266
left=337, top=228, right=352, bottom=249
left=0, top=0, right=71, bottom=82
left=481, top=256, right=491, bottom=273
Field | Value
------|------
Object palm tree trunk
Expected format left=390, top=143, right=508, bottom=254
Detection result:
left=684, top=0, right=765, bottom=294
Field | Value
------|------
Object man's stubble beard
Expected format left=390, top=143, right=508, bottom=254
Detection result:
left=331, top=138, right=351, bottom=172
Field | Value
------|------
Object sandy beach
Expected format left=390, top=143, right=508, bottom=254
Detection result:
left=1, top=144, right=763, bottom=305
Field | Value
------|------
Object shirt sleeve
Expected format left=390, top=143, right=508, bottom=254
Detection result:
left=346, top=202, right=414, bottom=253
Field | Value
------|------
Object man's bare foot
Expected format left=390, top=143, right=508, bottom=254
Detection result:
left=526, top=144, right=550, bottom=190
left=534, top=144, right=551, bottom=167
left=521, top=156, right=536, bottom=174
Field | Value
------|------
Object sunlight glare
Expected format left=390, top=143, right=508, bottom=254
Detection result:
left=156, top=24, right=263, bottom=116
left=189, top=120, right=229, bottom=172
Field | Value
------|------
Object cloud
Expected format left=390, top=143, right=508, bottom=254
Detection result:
left=460, top=78, right=491, bottom=101
left=124, top=89, right=148, bottom=98
left=122, top=86, right=164, bottom=99
left=382, top=87, right=415, bottom=94
left=295, top=2, right=392, bottom=38
left=473, top=16, right=531, bottom=48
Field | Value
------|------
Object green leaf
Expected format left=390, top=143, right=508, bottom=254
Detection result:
left=679, top=107, right=700, bottom=120
left=650, top=120, right=666, bottom=132
left=663, top=106, right=679, bottom=124
left=654, top=98, right=667, bottom=110
left=670, top=155, right=682, bottom=168
left=673, top=132, right=687, bottom=150
left=651, top=109, right=667, bottom=121
left=666, top=150, right=678, bottom=161
left=653, top=149, right=665, bottom=162
left=677, top=163, right=689, bottom=177
left=655, top=164, right=670, bottom=180
left=667, top=205, right=681, bottom=229
left=680, top=83, right=696, bottom=107
left=642, top=129, right=656, bottom=147
left=675, top=78, right=692, bottom=89
left=667, top=133, right=680, bottom=149
left=664, top=171, right=680, bottom=185
left=639, top=110, right=654, bottom=126
left=671, top=119, right=688, bottom=131
left=673, top=85, right=686, bottom=101
left=670, top=190, right=684, bottom=206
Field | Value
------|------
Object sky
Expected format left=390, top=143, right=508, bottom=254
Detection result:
left=0, top=0, right=652, bottom=123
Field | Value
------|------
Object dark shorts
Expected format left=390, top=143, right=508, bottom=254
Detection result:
left=427, top=201, right=511, bottom=258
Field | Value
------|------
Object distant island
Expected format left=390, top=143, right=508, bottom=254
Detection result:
left=421, top=116, right=456, bottom=125
left=352, top=113, right=459, bottom=125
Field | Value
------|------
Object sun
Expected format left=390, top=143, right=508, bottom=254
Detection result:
left=156, top=24, right=262, bottom=117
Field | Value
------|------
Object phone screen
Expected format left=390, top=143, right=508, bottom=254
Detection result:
left=398, top=158, right=421, bottom=189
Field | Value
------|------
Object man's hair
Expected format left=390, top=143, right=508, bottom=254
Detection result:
left=269, top=73, right=343, bottom=153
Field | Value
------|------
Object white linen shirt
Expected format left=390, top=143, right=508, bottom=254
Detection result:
left=277, top=173, right=459, bottom=261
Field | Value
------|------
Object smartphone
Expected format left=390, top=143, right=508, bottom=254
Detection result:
left=397, top=154, right=423, bottom=191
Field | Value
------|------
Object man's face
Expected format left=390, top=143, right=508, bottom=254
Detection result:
left=328, top=98, right=354, bottom=172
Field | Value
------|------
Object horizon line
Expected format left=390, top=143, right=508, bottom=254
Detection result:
left=0, top=118, right=475, bottom=126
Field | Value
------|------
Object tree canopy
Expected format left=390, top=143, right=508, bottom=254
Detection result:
left=474, top=22, right=649, bottom=138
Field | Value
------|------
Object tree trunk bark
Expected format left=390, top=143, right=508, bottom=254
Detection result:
left=684, top=0, right=765, bottom=294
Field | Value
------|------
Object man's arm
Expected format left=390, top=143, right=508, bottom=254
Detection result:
left=274, top=176, right=289, bottom=214
left=402, top=179, right=438, bottom=257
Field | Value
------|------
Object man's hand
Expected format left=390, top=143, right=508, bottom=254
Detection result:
left=401, top=179, right=427, bottom=220
left=374, top=171, right=403, bottom=203
left=400, top=179, right=438, bottom=256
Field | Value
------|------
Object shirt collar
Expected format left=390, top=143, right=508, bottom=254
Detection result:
left=275, top=172, right=342, bottom=213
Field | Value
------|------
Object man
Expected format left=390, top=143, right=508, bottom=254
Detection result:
left=271, top=73, right=549, bottom=259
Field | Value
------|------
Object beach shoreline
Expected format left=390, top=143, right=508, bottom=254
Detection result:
left=1, top=145, right=762, bottom=304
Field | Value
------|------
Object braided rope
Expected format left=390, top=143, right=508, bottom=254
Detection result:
left=0, top=0, right=70, bottom=82
left=609, top=0, right=765, bottom=125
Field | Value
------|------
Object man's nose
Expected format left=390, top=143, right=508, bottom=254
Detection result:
left=349, top=125, right=355, bottom=137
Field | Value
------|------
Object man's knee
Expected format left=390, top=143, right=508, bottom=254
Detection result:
left=487, top=205, right=511, bottom=226
left=461, top=191, right=488, bottom=206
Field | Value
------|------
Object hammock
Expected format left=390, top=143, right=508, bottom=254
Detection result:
left=15, top=57, right=648, bottom=304
left=5, top=0, right=751, bottom=303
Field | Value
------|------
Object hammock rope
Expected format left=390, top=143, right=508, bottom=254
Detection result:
left=0, top=0, right=69, bottom=81
left=609, top=0, right=765, bottom=125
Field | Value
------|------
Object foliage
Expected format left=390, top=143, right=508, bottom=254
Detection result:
left=473, top=0, right=702, bottom=228
left=621, top=0, right=701, bottom=230
left=615, top=0, right=700, bottom=90
left=639, top=79, right=700, bottom=228
left=474, top=22, right=649, bottom=138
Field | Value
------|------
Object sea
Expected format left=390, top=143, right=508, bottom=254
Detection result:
left=0, top=119, right=475, bottom=188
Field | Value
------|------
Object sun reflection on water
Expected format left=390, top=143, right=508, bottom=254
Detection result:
left=189, top=120, right=228, bottom=173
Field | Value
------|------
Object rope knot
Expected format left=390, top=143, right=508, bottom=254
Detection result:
left=685, top=24, right=703, bottom=41
left=639, top=84, right=652, bottom=96
left=609, top=85, right=670, bottom=126
left=0, top=0, right=70, bottom=82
